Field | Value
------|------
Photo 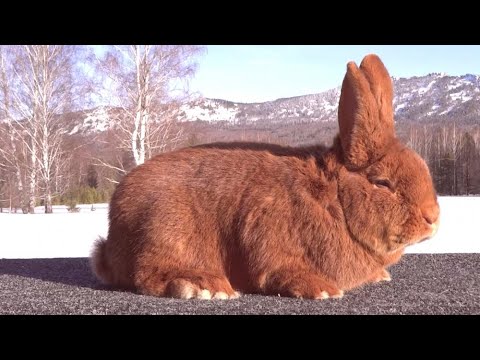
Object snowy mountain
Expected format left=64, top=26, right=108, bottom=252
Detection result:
left=175, top=88, right=340, bottom=125
left=174, top=73, right=480, bottom=125
left=65, top=107, right=112, bottom=135
left=393, top=73, right=480, bottom=123
left=64, top=72, right=480, bottom=135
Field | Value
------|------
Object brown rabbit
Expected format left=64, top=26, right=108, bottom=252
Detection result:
left=91, top=54, right=440, bottom=300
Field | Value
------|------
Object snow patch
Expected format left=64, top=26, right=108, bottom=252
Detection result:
left=417, top=80, right=436, bottom=95
left=178, top=102, right=239, bottom=122
left=450, top=90, right=469, bottom=101
left=68, top=124, right=81, bottom=135
left=439, top=105, right=455, bottom=115
left=0, top=204, right=109, bottom=259
left=321, top=99, right=336, bottom=112
left=447, top=83, right=461, bottom=91
left=82, top=107, right=110, bottom=132
left=427, top=103, right=443, bottom=115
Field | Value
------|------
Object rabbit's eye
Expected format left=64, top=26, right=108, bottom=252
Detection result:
left=372, top=179, right=394, bottom=191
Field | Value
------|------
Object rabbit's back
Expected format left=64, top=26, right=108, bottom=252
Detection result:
left=111, top=144, right=329, bottom=227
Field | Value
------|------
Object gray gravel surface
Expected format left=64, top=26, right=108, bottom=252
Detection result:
left=0, top=254, right=478, bottom=315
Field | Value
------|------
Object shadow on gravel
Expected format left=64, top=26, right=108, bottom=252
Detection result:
left=0, top=257, right=109, bottom=290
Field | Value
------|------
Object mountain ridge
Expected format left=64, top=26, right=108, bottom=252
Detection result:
left=62, top=72, right=480, bottom=136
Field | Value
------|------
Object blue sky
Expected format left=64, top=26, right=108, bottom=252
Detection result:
left=189, top=45, right=480, bottom=103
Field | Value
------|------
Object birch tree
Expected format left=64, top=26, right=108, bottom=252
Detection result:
left=2, top=45, right=88, bottom=213
left=95, top=45, right=205, bottom=170
left=0, top=46, right=29, bottom=211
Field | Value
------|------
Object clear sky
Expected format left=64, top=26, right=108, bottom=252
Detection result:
left=189, top=45, right=480, bottom=103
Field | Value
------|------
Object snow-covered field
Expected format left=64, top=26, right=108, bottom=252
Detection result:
left=0, top=204, right=109, bottom=259
left=0, top=197, right=478, bottom=259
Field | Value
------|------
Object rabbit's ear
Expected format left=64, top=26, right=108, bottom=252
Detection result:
left=338, top=54, right=395, bottom=170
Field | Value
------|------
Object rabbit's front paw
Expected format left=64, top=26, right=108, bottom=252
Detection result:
left=372, top=269, right=392, bottom=283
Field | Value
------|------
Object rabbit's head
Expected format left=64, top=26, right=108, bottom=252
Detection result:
left=336, top=54, right=439, bottom=255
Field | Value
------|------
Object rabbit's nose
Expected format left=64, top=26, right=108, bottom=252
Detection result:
left=422, top=204, right=439, bottom=225
left=423, top=213, right=435, bottom=225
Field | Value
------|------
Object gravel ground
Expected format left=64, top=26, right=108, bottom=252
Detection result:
left=0, top=254, right=478, bottom=315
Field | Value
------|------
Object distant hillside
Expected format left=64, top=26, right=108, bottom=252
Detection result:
left=58, top=72, right=480, bottom=138
left=174, top=73, right=480, bottom=126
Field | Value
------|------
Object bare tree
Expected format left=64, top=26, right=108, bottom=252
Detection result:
left=407, top=123, right=421, bottom=154
left=1, top=45, right=89, bottom=213
left=95, top=45, right=205, bottom=170
left=0, top=46, right=29, bottom=212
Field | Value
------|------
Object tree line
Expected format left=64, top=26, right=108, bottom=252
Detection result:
left=402, top=122, right=480, bottom=196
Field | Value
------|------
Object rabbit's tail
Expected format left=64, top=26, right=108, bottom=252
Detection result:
left=91, top=236, right=113, bottom=285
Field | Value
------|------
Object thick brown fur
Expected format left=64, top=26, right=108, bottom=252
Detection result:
left=91, top=54, right=440, bottom=300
